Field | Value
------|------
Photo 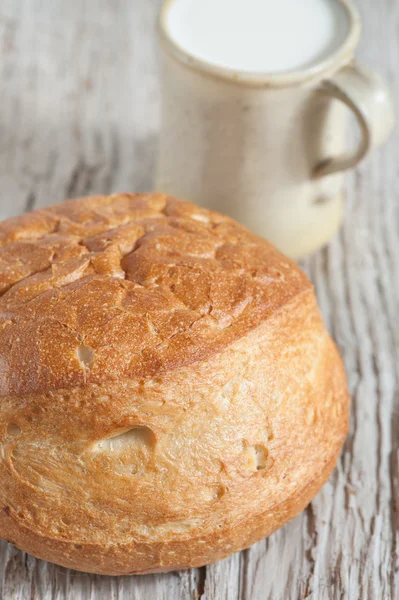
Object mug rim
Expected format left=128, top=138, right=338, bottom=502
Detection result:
left=158, top=0, right=362, bottom=88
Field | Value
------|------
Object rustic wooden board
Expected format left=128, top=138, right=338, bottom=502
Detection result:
left=0, top=0, right=398, bottom=598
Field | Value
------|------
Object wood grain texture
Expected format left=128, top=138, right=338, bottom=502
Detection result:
left=0, top=0, right=397, bottom=598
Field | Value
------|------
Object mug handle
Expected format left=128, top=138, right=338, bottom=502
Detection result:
left=313, top=61, right=395, bottom=178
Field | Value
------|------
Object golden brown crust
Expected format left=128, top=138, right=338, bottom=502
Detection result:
left=0, top=194, right=349, bottom=574
left=0, top=193, right=309, bottom=396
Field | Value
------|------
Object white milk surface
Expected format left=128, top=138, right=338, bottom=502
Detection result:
left=165, top=0, right=350, bottom=74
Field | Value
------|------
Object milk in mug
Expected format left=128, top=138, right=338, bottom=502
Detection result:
left=156, top=0, right=394, bottom=257
left=166, top=0, right=350, bottom=74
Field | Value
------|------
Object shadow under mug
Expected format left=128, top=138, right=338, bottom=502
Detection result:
left=155, top=0, right=394, bottom=259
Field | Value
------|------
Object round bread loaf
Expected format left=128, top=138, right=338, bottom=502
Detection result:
left=0, top=194, right=349, bottom=575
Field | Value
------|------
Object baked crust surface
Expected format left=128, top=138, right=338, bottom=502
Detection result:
left=0, top=194, right=349, bottom=574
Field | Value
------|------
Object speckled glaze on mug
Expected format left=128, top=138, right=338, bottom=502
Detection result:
left=155, top=0, right=394, bottom=258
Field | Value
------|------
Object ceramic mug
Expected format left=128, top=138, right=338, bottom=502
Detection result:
left=155, top=0, right=394, bottom=258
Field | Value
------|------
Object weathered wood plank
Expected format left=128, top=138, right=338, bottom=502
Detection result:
left=0, top=0, right=398, bottom=598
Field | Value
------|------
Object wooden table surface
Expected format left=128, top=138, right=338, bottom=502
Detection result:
left=0, top=0, right=398, bottom=598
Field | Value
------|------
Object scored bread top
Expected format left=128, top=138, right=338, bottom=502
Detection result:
left=0, top=194, right=310, bottom=396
